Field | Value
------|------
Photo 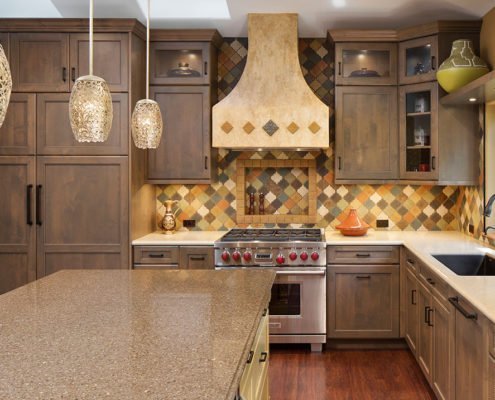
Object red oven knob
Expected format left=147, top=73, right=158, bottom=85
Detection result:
left=289, top=251, right=298, bottom=261
left=311, top=252, right=320, bottom=261
left=243, top=251, right=252, bottom=262
left=232, top=251, right=241, bottom=261
left=300, top=251, right=308, bottom=261
left=221, top=251, right=230, bottom=262
left=276, top=254, right=285, bottom=265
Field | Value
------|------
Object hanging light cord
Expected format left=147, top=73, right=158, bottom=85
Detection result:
left=89, top=0, right=94, bottom=76
left=146, top=0, right=150, bottom=99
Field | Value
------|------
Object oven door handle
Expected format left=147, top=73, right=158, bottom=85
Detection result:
left=275, top=270, right=325, bottom=276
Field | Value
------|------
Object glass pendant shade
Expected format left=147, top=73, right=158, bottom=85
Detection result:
left=69, top=75, right=113, bottom=142
left=0, top=44, right=12, bottom=128
left=132, top=99, right=163, bottom=149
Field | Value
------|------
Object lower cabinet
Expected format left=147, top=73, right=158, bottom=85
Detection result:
left=239, top=311, right=269, bottom=400
left=404, top=265, right=419, bottom=354
left=327, top=264, right=400, bottom=338
left=416, top=279, right=433, bottom=380
left=133, top=245, right=214, bottom=270
left=489, top=352, right=495, bottom=400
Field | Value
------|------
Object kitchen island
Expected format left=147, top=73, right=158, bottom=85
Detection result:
left=0, top=269, right=275, bottom=400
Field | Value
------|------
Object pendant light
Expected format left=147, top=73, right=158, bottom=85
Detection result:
left=0, top=44, right=12, bottom=128
left=69, top=0, right=113, bottom=142
left=131, top=0, right=163, bottom=149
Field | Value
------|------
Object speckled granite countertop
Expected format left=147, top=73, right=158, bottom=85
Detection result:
left=0, top=269, right=275, bottom=400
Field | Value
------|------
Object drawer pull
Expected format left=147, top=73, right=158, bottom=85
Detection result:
left=190, top=256, right=205, bottom=261
left=428, top=308, right=434, bottom=327
left=246, top=350, right=254, bottom=364
left=356, top=275, right=371, bottom=279
left=411, top=289, right=416, bottom=305
left=426, top=277, right=435, bottom=285
left=448, top=296, right=478, bottom=320
left=259, top=352, right=268, bottom=363
left=356, top=253, right=371, bottom=258
left=407, top=258, right=415, bottom=265
left=148, top=254, right=165, bottom=258
left=424, top=306, right=430, bottom=324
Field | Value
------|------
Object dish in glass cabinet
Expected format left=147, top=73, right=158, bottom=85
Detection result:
left=349, top=68, right=380, bottom=77
left=167, top=62, right=201, bottom=77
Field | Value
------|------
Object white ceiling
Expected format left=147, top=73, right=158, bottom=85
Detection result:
left=1, top=0, right=493, bottom=37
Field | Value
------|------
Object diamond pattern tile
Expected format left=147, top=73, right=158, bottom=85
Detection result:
left=287, top=122, right=299, bottom=134
left=262, top=120, right=279, bottom=136
left=243, top=122, right=255, bottom=134
left=221, top=121, right=233, bottom=134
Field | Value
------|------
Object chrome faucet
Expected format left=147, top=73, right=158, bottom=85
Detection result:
left=484, top=194, right=495, bottom=235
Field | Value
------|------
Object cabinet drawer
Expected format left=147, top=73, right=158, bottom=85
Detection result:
left=327, top=246, right=399, bottom=264
left=179, top=246, right=214, bottom=269
left=419, top=262, right=448, bottom=300
left=404, top=250, right=419, bottom=274
left=133, top=246, right=179, bottom=265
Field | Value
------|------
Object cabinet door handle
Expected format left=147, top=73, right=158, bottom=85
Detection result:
left=448, top=296, right=478, bottom=320
left=259, top=352, right=268, bottom=363
left=356, top=275, right=371, bottom=279
left=355, top=253, right=371, bottom=258
left=26, top=184, right=33, bottom=226
left=337, top=156, right=342, bottom=170
left=411, top=289, right=416, bottom=305
left=407, top=258, right=415, bottom=265
left=424, top=306, right=430, bottom=324
left=36, top=185, right=42, bottom=226
left=428, top=308, right=434, bottom=327
left=62, top=67, right=67, bottom=82
left=190, top=256, right=205, bottom=261
left=148, top=254, right=164, bottom=258
left=246, top=350, right=254, bottom=364
left=431, top=156, right=436, bottom=170
left=204, top=61, right=208, bottom=76
left=71, top=67, right=76, bottom=82
left=431, top=56, right=436, bottom=70
left=338, top=61, right=342, bottom=76
left=204, top=155, right=208, bottom=170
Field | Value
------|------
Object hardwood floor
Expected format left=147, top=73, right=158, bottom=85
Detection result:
left=269, top=345, right=436, bottom=400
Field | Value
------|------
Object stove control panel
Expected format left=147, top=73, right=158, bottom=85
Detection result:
left=214, top=246, right=326, bottom=267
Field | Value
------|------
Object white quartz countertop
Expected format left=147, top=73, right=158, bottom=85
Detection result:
left=133, top=229, right=495, bottom=324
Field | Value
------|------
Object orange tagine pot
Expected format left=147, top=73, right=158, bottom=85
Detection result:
left=336, top=208, right=370, bottom=236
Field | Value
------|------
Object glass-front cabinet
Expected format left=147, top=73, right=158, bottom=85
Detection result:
left=400, top=82, right=439, bottom=180
left=335, top=43, right=397, bottom=85
left=150, top=42, right=212, bottom=85
left=399, top=35, right=438, bottom=84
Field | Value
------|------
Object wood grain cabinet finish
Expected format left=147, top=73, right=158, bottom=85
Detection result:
left=133, top=246, right=179, bottom=267
left=0, top=33, right=8, bottom=59
left=0, top=156, right=36, bottom=294
left=328, top=245, right=400, bottom=264
left=489, top=352, right=495, bottom=400
left=36, top=156, right=129, bottom=277
left=69, top=33, right=129, bottom=92
left=147, top=86, right=213, bottom=183
left=36, top=93, right=128, bottom=155
left=0, top=93, right=36, bottom=155
left=416, top=279, right=433, bottom=381
left=404, top=267, right=419, bottom=355
left=327, top=265, right=400, bottom=338
left=179, top=246, right=214, bottom=269
left=11, top=33, right=70, bottom=92
left=453, top=296, right=485, bottom=400
left=335, top=86, right=398, bottom=182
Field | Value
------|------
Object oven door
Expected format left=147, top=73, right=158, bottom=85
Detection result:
left=269, top=268, right=326, bottom=336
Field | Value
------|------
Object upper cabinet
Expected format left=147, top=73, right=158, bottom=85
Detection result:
left=150, top=42, right=214, bottom=85
left=335, top=42, right=397, bottom=85
left=399, top=36, right=438, bottom=85
left=11, top=33, right=70, bottom=92
left=10, top=32, right=128, bottom=92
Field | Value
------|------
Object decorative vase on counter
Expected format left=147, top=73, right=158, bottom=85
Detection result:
left=437, top=39, right=489, bottom=93
left=160, top=200, right=179, bottom=235
left=336, top=208, right=370, bottom=236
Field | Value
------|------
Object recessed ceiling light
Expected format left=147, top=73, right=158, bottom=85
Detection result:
left=332, top=0, right=347, bottom=8
left=468, top=98, right=477, bottom=102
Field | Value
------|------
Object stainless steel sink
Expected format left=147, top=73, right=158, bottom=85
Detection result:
left=432, top=254, right=495, bottom=276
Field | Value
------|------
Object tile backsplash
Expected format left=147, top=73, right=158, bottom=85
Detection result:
left=156, top=38, right=482, bottom=232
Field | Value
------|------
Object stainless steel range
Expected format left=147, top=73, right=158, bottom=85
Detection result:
left=214, top=228, right=326, bottom=352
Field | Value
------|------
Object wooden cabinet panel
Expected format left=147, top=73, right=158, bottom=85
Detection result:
left=36, top=156, right=129, bottom=277
left=489, top=354, right=495, bottom=400
left=0, top=156, right=36, bottom=293
left=133, top=246, right=179, bottom=265
left=454, top=297, right=485, bottom=400
left=327, top=265, right=400, bottom=338
left=0, top=33, right=8, bottom=60
left=405, top=267, right=419, bottom=355
left=335, top=86, right=398, bottom=181
left=148, top=86, right=212, bottom=183
left=70, top=33, right=129, bottom=92
left=179, top=246, right=214, bottom=269
left=327, top=245, right=399, bottom=264
left=11, top=33, right=69, bottom=92
left=36, top=93, right=128, bottom=155
left=0, top=93, right=36, bottom=155
left=431, top=295, right=454, bottom=400
left=417, top=279, right=433, bottom=381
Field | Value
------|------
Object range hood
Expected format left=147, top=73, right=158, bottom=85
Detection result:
left=212, top=13, right=329, bottom=149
